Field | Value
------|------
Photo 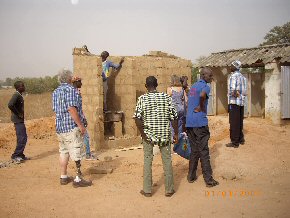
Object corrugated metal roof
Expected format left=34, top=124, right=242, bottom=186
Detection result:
left=198, top=43, right=290, bottom=67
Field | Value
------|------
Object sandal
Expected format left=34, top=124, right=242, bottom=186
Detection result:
left=140, top=190, right=152, bottom=197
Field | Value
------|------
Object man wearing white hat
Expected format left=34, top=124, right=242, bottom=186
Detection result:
left=226, top=60, right=247, bottom=148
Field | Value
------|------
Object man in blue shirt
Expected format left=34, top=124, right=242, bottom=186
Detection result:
left=186, top=67, right=219, bottom=187
left=101, top=51, right=124, bottom=112
left=52, top=69, right=92, bottom=188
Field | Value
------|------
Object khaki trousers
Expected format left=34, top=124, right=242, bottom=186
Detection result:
left=142, top=139, right=174, bottom=194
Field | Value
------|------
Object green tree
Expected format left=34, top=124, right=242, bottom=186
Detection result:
left=260, top=21, right=290, bottom=46
left=5, top=77, right=13, bottom=86
left=2, top=75, right=59, bottom=94
left=191, top=56, right=207, bottom=83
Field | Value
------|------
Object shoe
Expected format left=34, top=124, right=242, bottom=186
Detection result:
left=206, top=179, right=219, bottom=188
left=187, top=176, right=197, bottom=183
left=240, top=140, right=245, bottom=145
left=21, top=156, right=31, bottom=161
left=85, top=154, right=98, bottom=161
left=226, top=143, right=239, bottom=148
left=11, top=157, right=24, bottom=164
left=140, top=190, right=152, bottom=197
left=73, top=178, right=92, bottom=188
left=60, top=176, right=74, bottom=185
left=165, top=190, right=175, bottom=197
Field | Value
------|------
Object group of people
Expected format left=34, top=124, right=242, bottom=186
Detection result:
left=7, top=55, right=247, bottom=193
left=134, top=60, right=247, bottom=197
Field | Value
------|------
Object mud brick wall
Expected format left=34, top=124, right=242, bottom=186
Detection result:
left=73, top=48, right=192, bottom=150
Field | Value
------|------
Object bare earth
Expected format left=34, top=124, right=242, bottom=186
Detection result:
left=0, top=116, right=289, bottom=218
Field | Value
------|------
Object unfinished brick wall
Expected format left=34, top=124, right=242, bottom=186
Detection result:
left=73, top=48, right=192, bottom=150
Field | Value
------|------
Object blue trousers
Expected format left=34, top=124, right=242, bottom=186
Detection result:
left=84, top=131, right=91, bottom=155
left=11, top=123, right=27, bottom=159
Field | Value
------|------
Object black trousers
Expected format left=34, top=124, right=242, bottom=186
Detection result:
left=11, top=123, right=27, bottom=159
left=187, top=126, right=213, bottom=183
left=229, top=104, right=244, bottom=145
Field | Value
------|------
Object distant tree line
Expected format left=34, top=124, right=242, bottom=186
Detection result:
left=0, top=76, right=59, bottom=94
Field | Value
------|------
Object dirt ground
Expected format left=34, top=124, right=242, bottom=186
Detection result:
left=0, top=115, right=290, bottom=218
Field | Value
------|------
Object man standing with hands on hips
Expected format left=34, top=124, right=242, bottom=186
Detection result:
left=186, top=67, right=219, bottom=187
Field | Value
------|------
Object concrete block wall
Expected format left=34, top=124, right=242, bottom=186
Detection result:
left=73, top=49, right=105, bottom=150
left=73, top=48, right=192, bottom=150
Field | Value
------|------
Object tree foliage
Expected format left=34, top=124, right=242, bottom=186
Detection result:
left=260, top=21, right=290, bottom=46
left=0, top=76, right=59, bottom=94
left=191, top=55, right=207, bottom=84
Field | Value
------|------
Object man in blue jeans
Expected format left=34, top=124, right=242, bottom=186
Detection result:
left=8, top=81, right=29, bottom=163
left=72, top=76, right=97, bottom=160
left=186, top=68, right=219, bottom=187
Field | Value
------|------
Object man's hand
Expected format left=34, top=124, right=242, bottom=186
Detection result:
left=79, top=125, right=86, bottom=136
left=119, top=57, right=124, bottom=65
left=194, top=105, right=201, bottom=112
left=173, top=133, right=179, bottom=144
left=231, top=90, right=240, bottom=98
left=141, top=133, right=149, bottom=142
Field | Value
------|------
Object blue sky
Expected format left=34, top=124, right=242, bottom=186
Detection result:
left=0, top=0, right=289, bottom=79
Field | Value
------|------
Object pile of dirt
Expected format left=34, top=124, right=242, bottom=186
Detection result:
left=0, top=116, right=56, bottom=150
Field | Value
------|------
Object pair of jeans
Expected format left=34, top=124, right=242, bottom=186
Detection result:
left=11, top=122, right=27, bottom=159
left=229, top=104, right=244, bottom=145
left=103, top=80, right=108, bottom=111
left=142, top=139, right=174, bottom=194
left=187, top=126, right=213, bottom=183
left=83, top=131, right=91, bottom=156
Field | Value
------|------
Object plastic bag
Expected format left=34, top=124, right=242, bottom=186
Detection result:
left=173, top=133, right=191, bottom=160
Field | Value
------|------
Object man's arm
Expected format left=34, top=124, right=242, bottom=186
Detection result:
left=134, top=118, right=148, bottom=142
left=194, top=91, right=207, bottom=113
left=109, top=58, right=124, bottom=71
left=172, top=119, right=179, bottom=144
left=229, top=76, right=240, bottom=97
left=8, top=94, right=22, bottom=118
left=68, top=106, right=86, bottom=135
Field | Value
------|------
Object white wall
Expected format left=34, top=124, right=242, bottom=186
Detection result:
left=265, top=62, right=281, bottom=124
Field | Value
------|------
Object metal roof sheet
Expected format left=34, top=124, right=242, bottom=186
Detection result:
left=198, top=44, right=290, bottom=67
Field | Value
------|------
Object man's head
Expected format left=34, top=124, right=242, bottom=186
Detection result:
left=58, top=69, right=73, bottom=84
left=200, top=67, right=213, bottom=83
left=230, top=60, right=242, bottom=72
left=72, top=76, right=82, bottom=89
left=14, top=81, right=25, bottom=93
left=101, top=51, right=109, bottom=61
left=145, top=76, right=158, bottom=90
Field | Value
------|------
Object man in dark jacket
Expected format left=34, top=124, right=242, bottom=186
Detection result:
left=8, top=81, right=28, bottom=163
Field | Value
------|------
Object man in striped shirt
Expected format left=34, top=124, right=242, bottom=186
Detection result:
left=226, top=60, right=247, bottom=148
left=134, top=76, right=178, bottom=197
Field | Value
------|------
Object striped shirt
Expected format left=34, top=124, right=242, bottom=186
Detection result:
left=228, top=70, right=247, bottom=106
left=133, top=91, right=178, bottom=145
left=52, top=83, right=85, bottom=133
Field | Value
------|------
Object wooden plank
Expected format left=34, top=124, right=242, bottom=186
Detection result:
left=115, top=146, right=143, bottom=152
